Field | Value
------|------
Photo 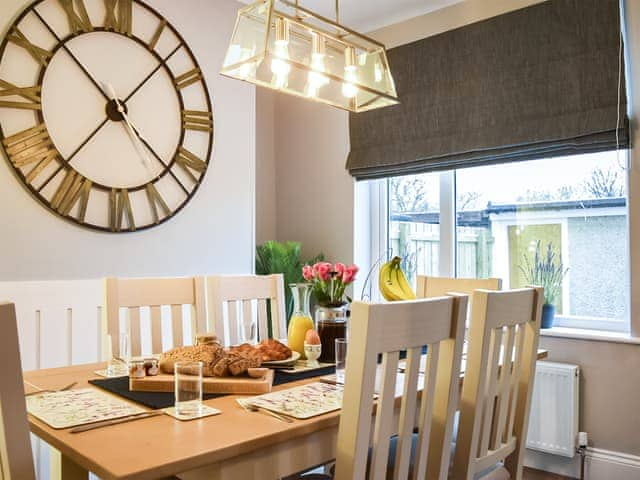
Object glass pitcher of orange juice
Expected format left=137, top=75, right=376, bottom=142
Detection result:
left=287, top=283, right=314, bottom=358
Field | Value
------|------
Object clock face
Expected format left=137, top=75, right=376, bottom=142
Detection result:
left=0, top=0, right=214, bottom=232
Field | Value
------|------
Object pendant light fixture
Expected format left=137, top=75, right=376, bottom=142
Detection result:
left=221, top=0, right=399, bottom=113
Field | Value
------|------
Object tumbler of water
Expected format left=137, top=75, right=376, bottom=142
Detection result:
left=174, top=362, right=203, bottom=418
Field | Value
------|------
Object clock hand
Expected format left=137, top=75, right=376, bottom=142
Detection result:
left=102, top=82, right=152, bottom=169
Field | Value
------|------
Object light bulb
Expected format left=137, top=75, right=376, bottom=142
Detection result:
left=306, top=33, right=329, bottom=97
left=271, top=18, right=290, bottom=88
left=342, top=46, right=358, bottom=99
left=342, top=66, right=358, bottom=98
left=271, top=43, right=290, bottom=88
left=374, top=62, right=383, bottom=83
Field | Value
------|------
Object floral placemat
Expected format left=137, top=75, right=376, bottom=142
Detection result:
left=248, top=381, right=343, bottom=419
left=26, top=388, right=145, bottom=429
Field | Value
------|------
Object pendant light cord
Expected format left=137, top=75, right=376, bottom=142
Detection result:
left=293, top=0, right=340, bottom=24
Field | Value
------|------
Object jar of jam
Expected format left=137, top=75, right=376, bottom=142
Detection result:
left=196, top=333, right=218, bottom=346
left=144, top=358, right=159, bottom=376
left=129, top=360, right=146, bottom=378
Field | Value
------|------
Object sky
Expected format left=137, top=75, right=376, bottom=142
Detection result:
left=394, top=150, right=628, bottom=211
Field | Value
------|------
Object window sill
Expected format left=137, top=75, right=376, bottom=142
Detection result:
left=540, top=327, right=640, bottom=345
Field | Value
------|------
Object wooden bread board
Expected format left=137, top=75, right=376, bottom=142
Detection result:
left=130, top=369, right=274, bottom=395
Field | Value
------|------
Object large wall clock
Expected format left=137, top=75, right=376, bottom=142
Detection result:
left=0, top=0, right=214, bottom=232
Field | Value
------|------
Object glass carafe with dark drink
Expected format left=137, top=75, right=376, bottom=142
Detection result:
left=316, top=304, right=348, bottom=363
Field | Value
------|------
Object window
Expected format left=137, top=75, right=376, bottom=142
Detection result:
left=383, top=151, right=629, bottom=332
left=389, top=172, right=440, bottom=278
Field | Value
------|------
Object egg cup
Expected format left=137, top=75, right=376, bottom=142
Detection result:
left=304, top=342, right=322, bottom=367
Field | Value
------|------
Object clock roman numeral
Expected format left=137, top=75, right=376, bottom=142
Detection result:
left=59, top=0, right=93, bottom=34
left=50, top=169, right=92, bottom=219
left=104, top=0, right=132, bottom=35
left=0, top=79, right=41, bottom=110
left=51, top=169, right=77, bottom=210
left=182, top=110, right=213, bottom=132
left=7, top=28, right=53, bottom=67
left=174, top=68, right=202, bottom=90
left=109, top=188, right=135, bottom=232
left=2, top=124, right=59, bottom=184
left=175, top=147, right=206, bottom=182
left=148, top=19, right=167, bottom=51
left=145, top=183, right=170, bottom=224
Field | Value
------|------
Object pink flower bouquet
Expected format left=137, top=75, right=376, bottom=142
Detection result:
left=303, top=262, right=359, bottom=307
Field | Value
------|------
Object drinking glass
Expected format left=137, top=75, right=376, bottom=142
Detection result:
left=174, top=361, right=203, bottom=417
left=119, top=332, right=131, bottom=364
left=335, top=338, right=348, bottom=384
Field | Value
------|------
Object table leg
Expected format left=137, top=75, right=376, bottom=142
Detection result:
left=50, top=447, right=89, bottom=480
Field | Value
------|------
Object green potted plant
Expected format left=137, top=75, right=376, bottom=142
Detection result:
left=519, top=240, right=568, bottom=328
left=255, top=241, right=324, bottom=323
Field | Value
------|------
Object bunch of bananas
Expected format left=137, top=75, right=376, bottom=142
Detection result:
left=379, top=256, right=416, bottom=301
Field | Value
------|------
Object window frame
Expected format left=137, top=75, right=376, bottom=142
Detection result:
left=366, top=155, right=633, bottom=334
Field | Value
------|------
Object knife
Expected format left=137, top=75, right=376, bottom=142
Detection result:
left=70, top=411, right=163, bottom=433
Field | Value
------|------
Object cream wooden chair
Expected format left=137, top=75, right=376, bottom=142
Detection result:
left=416, top=276, right=502, bottom=299
left=206, top=274, right=286, bottom=346
left=0, top=302, right=36, bottom=480
left=324, top=295, right=468, bottom=480
left=103, top=277, right=207, bottom=357
left=451, top=288, right=543, bottom=480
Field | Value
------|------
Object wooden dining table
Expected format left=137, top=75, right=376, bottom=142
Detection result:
left=24, top=349, right=549, bottom=480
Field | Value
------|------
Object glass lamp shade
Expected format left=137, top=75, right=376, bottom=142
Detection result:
left=221, top=0, right=399, bottom=113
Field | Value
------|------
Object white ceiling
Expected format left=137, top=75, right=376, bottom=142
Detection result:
left=239, top=0, right=465, bottom=32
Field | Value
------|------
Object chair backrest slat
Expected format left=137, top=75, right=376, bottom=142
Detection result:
left=335, top=295, right=468, bottom=480
left=492, top=324, right=516, bottom=450
left=506, top=324, right=526, bottom=442
left=452, top=287, right=543, bottom=480
left=150, top=305, right=162, bottom=354
left=370, top=351, right=400, bottom=480
left=413, top=341, right=440, bottom=480
left=171, top=305, right=184, bottom=348
left=393, top=346, right=422, bottom=480
left=103, top=277, right=206, bottom=357
left=0, top=302, right=36, bottom=480
left=478, top=326, right=503, bottom=458
left=206, top=274, right=286, bottom=346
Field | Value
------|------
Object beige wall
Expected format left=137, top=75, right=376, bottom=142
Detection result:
left=256, top=89, right=277, bottom=245
left=0, top=0, right=256, bottom=280
left=369, top=0, right=546, bottom=47
left=272, top=93, right=353, bottom=263
left=258, top=0, right=640, bottom=459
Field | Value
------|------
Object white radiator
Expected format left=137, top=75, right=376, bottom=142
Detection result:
left=527, top=361, right=580, bottom=458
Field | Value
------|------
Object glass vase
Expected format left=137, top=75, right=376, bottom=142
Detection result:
left=315, top=304, right=348, bottom=363
left=287, top=283, right=314, bottom=358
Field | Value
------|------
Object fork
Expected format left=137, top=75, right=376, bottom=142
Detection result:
left=24, top=381, right=77, bottom=396
left=239, top=401, right=294, bottom=423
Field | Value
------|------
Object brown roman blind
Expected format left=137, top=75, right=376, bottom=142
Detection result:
left=347, top=0, right=629, bottom=180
